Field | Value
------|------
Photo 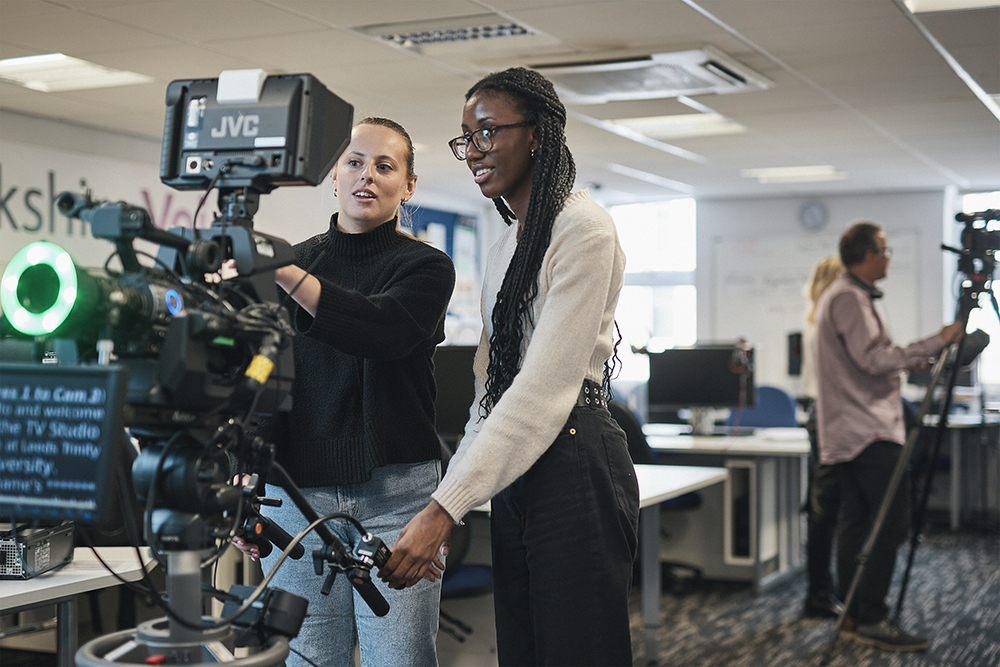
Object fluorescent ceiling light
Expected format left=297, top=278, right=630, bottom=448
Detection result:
left=0, top=53, right=153, bottom=92
left=741, top=165, right=849, bottom=184
left=904, top=0, right=999, bottom=12
left=611, top=113, right=745, bottom=140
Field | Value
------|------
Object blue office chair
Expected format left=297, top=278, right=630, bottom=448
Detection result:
left=725, top=385, right=799, bottom=428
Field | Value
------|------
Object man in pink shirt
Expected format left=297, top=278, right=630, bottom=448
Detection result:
left=815, top=221, right=963, bottom=652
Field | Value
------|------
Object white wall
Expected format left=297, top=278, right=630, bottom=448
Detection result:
left=697, top=192, right=958, bottom=396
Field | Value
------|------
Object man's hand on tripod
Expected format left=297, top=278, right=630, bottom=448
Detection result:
left=940, top=321, right=965, bottom=345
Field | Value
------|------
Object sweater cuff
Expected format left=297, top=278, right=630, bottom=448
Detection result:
left=432, top=477, right=481, bottom=524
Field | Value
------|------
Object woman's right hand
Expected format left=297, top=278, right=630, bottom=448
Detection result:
left=230, top=473, right=261, bottom=561
left=230, top=535, right=261, bottom=562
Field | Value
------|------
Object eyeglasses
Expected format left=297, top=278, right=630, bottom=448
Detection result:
left=448, top=122, right=532, bottom=160
left=880, top=246, right=893, bottom=258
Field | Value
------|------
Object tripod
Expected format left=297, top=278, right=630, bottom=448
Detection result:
left=75, top=439, right=389, bottom=666
left=894, top=327, right=994, bottom=619
left=820, top=210, right=997, bottom=661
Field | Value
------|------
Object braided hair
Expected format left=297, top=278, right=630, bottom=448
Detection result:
left=472, top=67, right=619, bottom=417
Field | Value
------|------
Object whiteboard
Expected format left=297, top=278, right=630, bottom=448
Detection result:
left=711, top=231, right=920, bottom=393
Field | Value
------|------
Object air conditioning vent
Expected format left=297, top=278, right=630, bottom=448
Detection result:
left=354, top=13, right=558, bottom=55
left=531, top=46, right=772, bottom=103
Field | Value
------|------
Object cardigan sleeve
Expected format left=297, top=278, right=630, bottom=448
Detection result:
left=433, top=205, right=622, bottom=521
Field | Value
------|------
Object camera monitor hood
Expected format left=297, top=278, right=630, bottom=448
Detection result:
left=160, top=70, right=353, bottom=194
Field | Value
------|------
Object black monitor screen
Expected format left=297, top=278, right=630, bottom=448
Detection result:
left=647, top=345, right=755, bottom=419
left=433, top=345, right=477, bottom=444
left=0, top=363, right=128, bottom=524
left=160, top=72, right=353, bottom=193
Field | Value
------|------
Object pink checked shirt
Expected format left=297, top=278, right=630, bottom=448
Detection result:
left=814, top=271, right=947, bottom=465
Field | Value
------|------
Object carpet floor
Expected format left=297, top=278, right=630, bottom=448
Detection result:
left=630, top=523, right=999, bottom=667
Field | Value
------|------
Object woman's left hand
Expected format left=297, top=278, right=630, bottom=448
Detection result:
left=378, top=500, right=454, bottom=588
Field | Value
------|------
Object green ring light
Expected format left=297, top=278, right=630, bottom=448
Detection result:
left=1, top=241, right=79, bottom=335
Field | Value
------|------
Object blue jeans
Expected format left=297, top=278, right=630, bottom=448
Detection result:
left=490, top=404, right=639, bottom=666
left=262, top=460, right=442, bottom=667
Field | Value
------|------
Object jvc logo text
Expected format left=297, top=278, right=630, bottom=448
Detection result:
left=210, top=114, right=260, bottom=139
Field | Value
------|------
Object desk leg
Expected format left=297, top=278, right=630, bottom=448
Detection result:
left=792, top=456, right=804, bottom=566
left=640, top=505, right=660, bottom=665
left=950, top=428, right=962, bottom=531
left=752, top=462, right=763, bottom=595
left=777, top=457, right=789, bottom=575
left=56, top=597, right=77, bottom=667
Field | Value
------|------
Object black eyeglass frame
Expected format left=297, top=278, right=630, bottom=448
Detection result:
left=448, top=122, right=533, bottom=160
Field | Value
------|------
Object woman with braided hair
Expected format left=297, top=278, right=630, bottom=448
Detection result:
left=381, top=67, right=638, bottom=665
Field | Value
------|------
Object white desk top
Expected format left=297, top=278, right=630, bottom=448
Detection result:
left=634, top=464, right=727, bottom=508
left=923, top=412, right=1000, bottom=428
left=471, top=463, right=728, bottom=514
left=0, top=546, right=155, bottom=612
left=643, top=425, right=810, bottom=456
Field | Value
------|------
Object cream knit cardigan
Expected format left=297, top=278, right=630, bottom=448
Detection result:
left=433, top=190, right=626, bottom=522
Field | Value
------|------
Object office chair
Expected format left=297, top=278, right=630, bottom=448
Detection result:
left=725, top=385, right=799, bottom=428
left=608, top=400, right=703, bottom=593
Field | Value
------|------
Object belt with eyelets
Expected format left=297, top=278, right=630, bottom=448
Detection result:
left=576, top=378, right=607, bottom=409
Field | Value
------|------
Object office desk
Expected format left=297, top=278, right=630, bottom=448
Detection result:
left=642, top=427, right=810, bottom=594
left=1, top=546, right=155, bottom=667
left=923, top=412, right=1000, bottom=530
left=634, top=463, right=728, bottom=665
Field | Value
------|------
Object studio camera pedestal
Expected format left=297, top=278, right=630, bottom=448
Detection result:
left=75, top=549, right=290, bottom=667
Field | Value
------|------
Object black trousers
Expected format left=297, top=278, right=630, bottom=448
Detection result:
left=806, top=404, right=840, bottom=595
left=835, top=440, right=910, bottom=625
left=490, top=404, right=640, bottom=666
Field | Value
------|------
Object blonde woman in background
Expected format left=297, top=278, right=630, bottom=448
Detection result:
left=802, top=255, right=845, bottom=619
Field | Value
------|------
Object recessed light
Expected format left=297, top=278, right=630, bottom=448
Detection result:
left=0, top=53, right=153, bottom=92
left=611, top=113, right=745, bottom=140
left=905, top=0, right=999, bottom=12
left=741, top=165, right=849, bottom=184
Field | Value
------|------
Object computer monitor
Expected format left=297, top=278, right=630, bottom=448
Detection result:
left=432, top=345, right=477, bottom=444
left=160, top=72, right=353, bottom=194
left=0, top=363, right=129, bottom=524
left=647, top=344, right=755, bottom=423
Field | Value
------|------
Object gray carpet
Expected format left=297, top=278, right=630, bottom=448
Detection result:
left=629, top=525, right=999, bottom=667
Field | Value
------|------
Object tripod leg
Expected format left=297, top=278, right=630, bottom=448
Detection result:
left=820, top=347, right=951, bottom=661
left=894, top=334, right=968, bottom=619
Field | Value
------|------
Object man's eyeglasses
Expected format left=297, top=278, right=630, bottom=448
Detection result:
left=448, top=122, right=532, bottom=160
left=879, top=246, right=893, bottom=258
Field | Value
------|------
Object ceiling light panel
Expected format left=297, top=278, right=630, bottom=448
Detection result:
left=611, top=113, right=746, bottom=140
left=905, top=0, right=1000, bottom=12
left=0, top=53, right=154, bottom=92
left=741, top=165, right=849, bottom=184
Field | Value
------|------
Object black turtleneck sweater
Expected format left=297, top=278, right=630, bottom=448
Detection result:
left=270, top=214, right=455, bottom=487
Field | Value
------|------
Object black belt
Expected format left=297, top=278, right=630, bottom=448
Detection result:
left=576, top=378, right=607, bottom=409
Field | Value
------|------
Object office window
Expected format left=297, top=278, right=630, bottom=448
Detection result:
left=961, top=191, right=999, bottom=392
left=611, top=199, right=697, bottom=382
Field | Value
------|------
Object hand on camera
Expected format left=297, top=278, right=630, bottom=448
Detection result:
left=231, top=535, right=260, bottom=562
left=378, top=501, right=453, bottom=588
left=941, top=321, right=965, bottom=345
